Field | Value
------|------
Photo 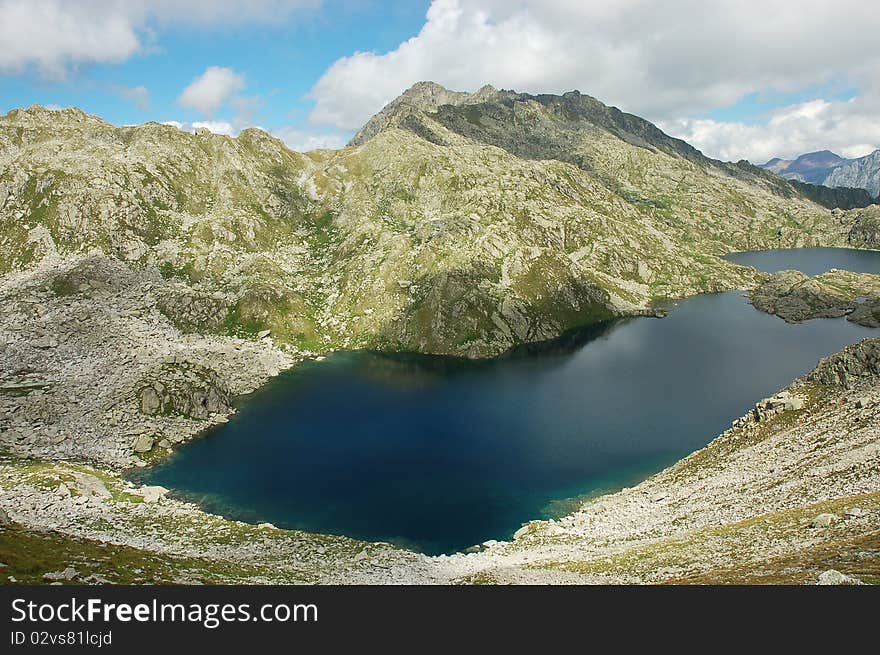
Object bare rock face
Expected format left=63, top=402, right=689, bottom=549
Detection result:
left=749, top=268, right=880, bottom=328
left=349, top=81, right=496, bottom=146
left=137, top=361, right=231, bottom=420
left=826, top=150, right=880, bottom=198
left=156, top=285, right=229, bottom=333
left=847, top=205, right=880, bottom=248
left=749, top=270, right=852, bottom=322
left=808, top=338, right=880, bottom=388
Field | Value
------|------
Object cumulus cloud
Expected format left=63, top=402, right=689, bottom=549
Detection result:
left=661, top=94, right=880, bottom=163
left=0, top=0, right=318, bottom=77
left=273, top=127, right=348, bottom=152
left=161, top=119, right=235, bottom=136
left=161, top=120, right=347, bottom=152
left=178, top=67, right=245, bottom=116
left=0, top=0, right=140, bottom=78
left=307, top=0, right=880, bottom=160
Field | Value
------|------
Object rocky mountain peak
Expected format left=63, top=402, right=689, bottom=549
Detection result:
left=349, top=81, right=511, bottom=146
left=3, top=104, right=107, bottom=127
left=761, top=147, right=880, bottom=198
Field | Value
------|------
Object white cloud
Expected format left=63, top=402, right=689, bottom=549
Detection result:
left=307, top=0, right=880, bottom=164
left=0, top=0, right=141, bottom=78
left=661, top=95, right=880, bottom=163
left=178, top=67, right=245, bottom=116
left=192, top=120, right=235, bottom=136
left=273, top=127, right=348, bottom=152
left=162, top=119, right=235, bottom=136
left=161, top=120, right=348, bottom=152
left=0, top=0, right=318, bottom=77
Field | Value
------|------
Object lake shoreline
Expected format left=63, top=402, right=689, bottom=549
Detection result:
left=2, top=247, right=879, bottom=583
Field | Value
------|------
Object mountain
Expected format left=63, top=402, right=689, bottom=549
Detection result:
left=825, top=149, right=880, bottom=197
left=761, top=150, right=847, bottom=184
left=0, top=87, right=877, bottom=367
left=2, top=84, right=880, bottom=584
left=761, top=148, right=880, bottom=198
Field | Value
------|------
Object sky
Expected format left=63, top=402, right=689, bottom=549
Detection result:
left=1, top=0, right=879, bottom=163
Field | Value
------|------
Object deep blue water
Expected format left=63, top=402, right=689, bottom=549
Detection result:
left=133, top=249, right=880, bottom=554
left=726, top=246, right=880, bottom=276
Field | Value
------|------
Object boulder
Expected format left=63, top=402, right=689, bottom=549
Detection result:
left=133, top=434, right=155, bottom=453
left=43, top=567, right=78, bottom=582
left=817, top=569, right=864, bottom=585
left=136, top=361, right=231, bottom=420
left=69, top=472, right=112, bottom=499
left=133, top=486, right=168, bottom=503
left=810, top=513, right=837, bottom=529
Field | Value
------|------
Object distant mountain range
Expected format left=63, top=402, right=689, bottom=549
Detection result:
left=761, top=149, right=880, bottom=198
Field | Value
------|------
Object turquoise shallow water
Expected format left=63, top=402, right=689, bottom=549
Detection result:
left=132, top=248, right=880, bottom=554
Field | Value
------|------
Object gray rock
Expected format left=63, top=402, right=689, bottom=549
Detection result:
left=810, top=513, right=837, bottom=529
left=749, top=270, right=853, bottom=323
left=135, top=486, right=168, bottom=503
left=139, top=387, right=161, bottom=414
left=784, top=397, right=804, bottom=411
left=817, top=569, right=864, bottom=585
left=70, top=472, right=112, bottom=499
left=136, top=361, right=231, bottom=420
left=43, top=566, right=78, bottom=582
left=31, top=335, right=58, bottom=349
left=133, top=434, right=155, bottom=453
left=808, top=340, right=880, bottom=389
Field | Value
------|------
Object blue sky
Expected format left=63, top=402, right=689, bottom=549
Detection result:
left=0, top=0, right=431, bottom=148
left=1, top=0, right=878, bottom=162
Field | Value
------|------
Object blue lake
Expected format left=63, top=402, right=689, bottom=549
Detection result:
left=133, top=248, right=880, bottom=554
left=725, top=246, right=880, bottom=276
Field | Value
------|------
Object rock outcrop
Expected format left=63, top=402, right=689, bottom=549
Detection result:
left=137, top=361, right=231, bottom=421
left=749, top=268, right=880, bottom=326
left=825, top=150, right=880, bottom=198
left=848, top=205, right=880, bottom=248
left=807, top=338, right=880, bottom=388
left=761, top=148, right=880, bottom=200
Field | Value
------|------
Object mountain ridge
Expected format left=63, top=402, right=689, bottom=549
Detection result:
left=1, top=83, right=880, bottom=586
left=351, top=82, right=875, bottom=210
left=1, top=82, right=878, bottom=371
left=760, top=148, right=880, bottom=198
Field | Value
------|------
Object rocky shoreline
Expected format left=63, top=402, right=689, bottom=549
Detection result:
left=749, top=268, right=880, bottom=327
left=1, top=251, right=878, bottom=584
left=1, top=338, right=878, bottom=584
left=0, top=252, right=295, bottom=470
